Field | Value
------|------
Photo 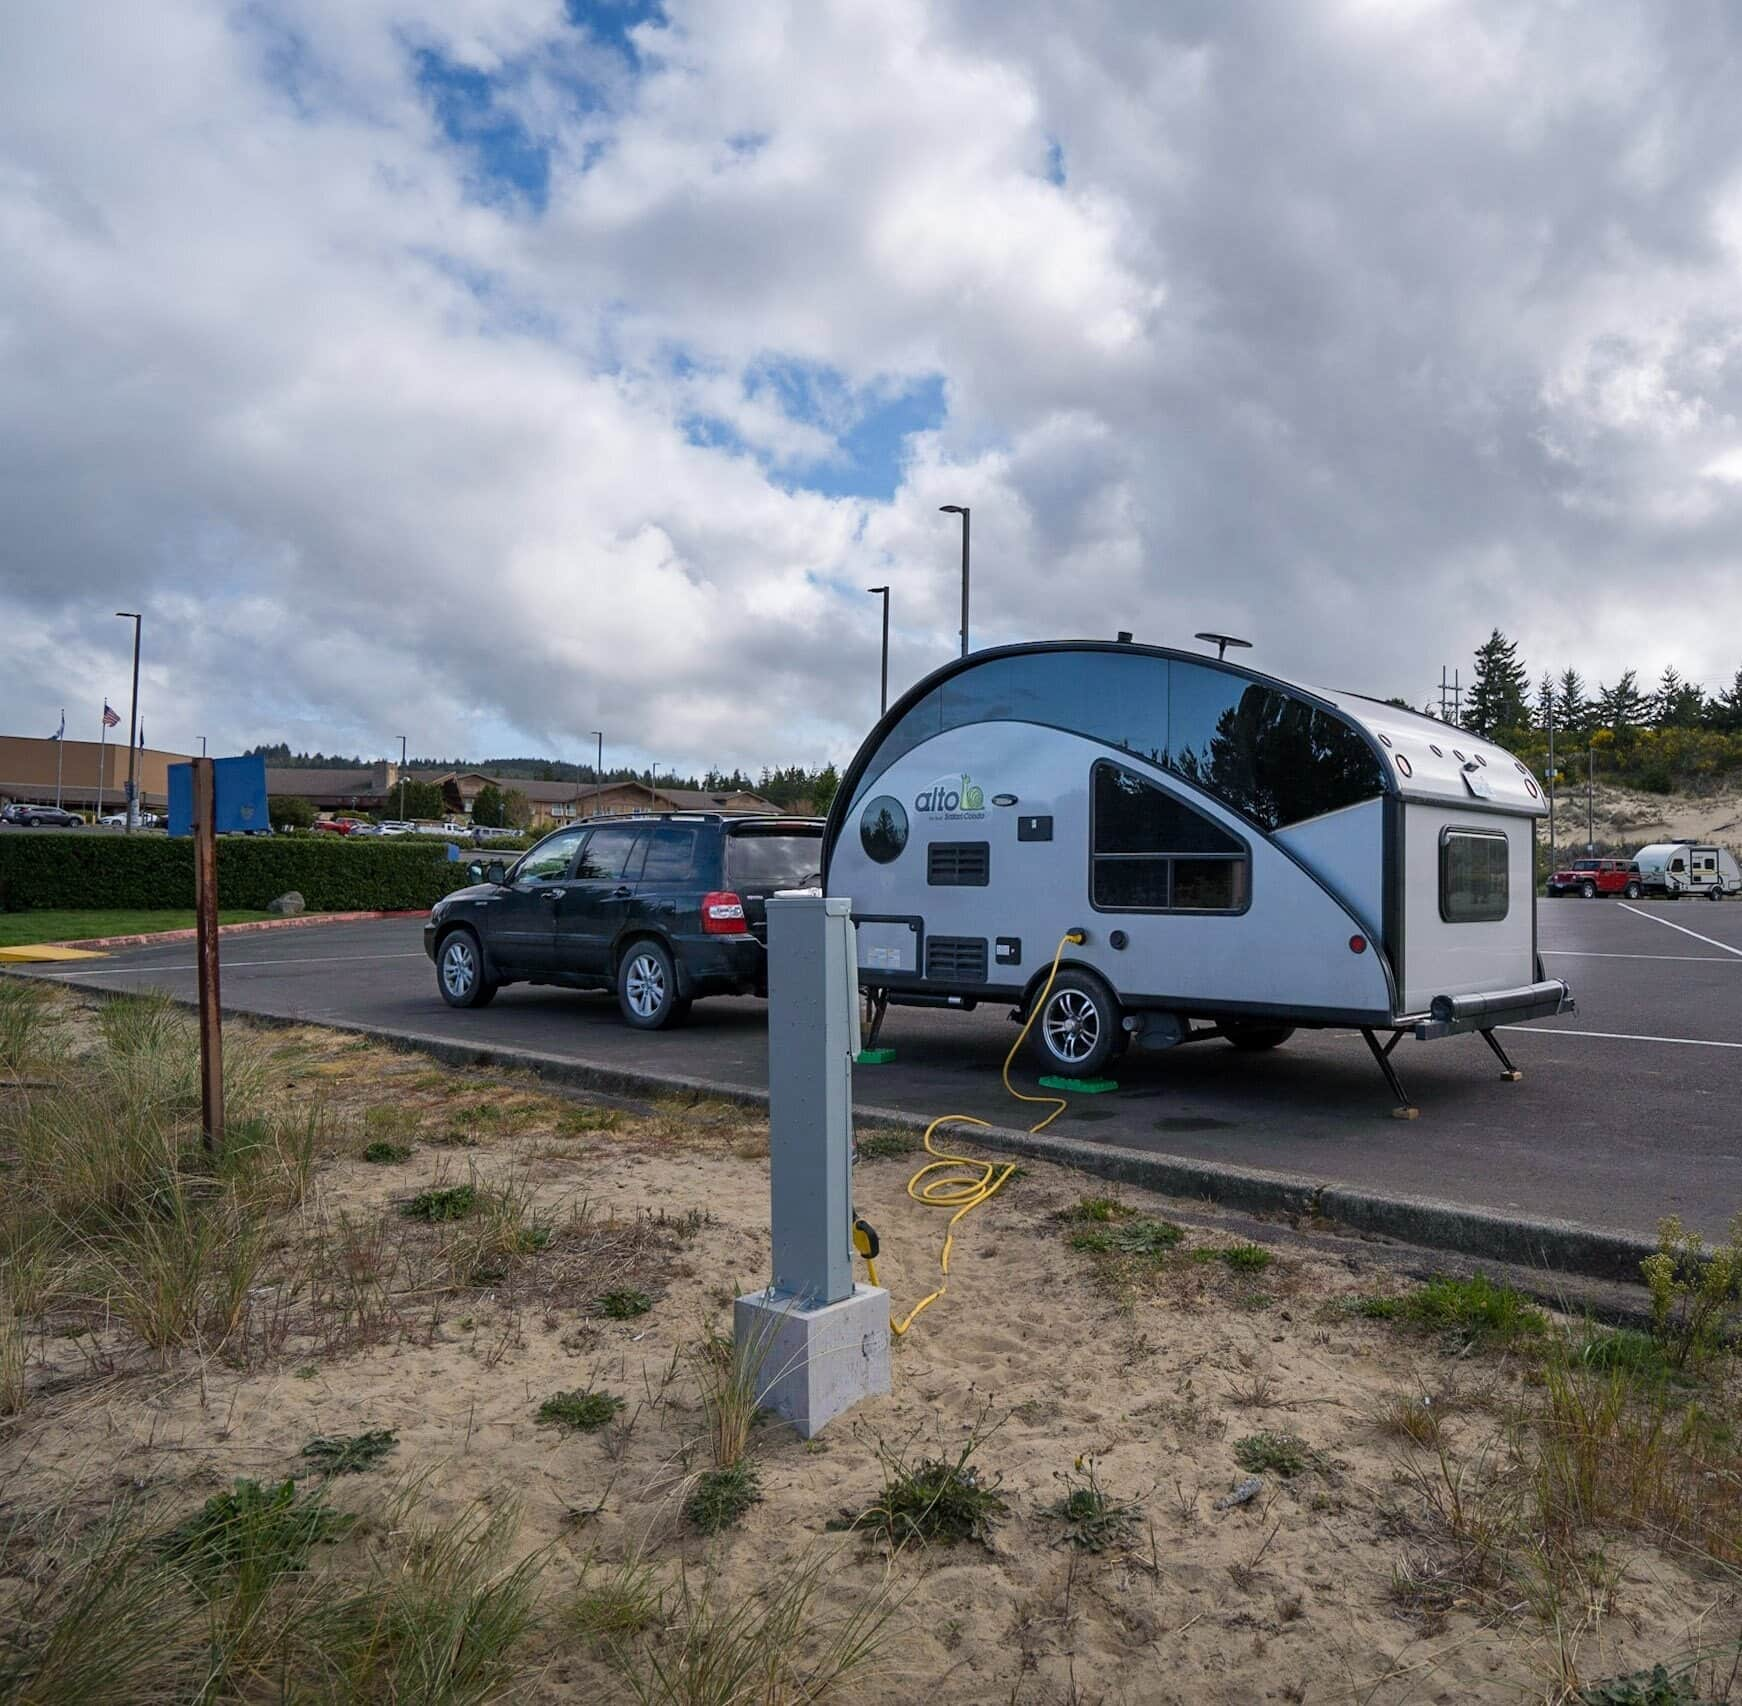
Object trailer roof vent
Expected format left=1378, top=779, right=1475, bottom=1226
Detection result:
left=1116, top=630, right=1133, bottom=643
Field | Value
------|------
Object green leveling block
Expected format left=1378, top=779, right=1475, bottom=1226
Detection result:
left=855, top=1048, right=897, bottom=1066
left=1038, top=1075, right=1119, bottom=1094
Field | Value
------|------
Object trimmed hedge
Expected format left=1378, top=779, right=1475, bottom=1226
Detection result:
left=0, top=835, right=475, bottom=913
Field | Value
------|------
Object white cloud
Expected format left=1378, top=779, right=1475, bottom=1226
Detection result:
left=3, top=0, right=1742, bottom=774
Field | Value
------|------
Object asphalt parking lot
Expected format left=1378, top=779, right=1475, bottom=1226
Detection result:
left=17, top=896, right=1742, bottom=1241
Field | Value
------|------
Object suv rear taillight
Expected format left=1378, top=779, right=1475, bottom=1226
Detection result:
left=702, top=892, right=749, bottom=935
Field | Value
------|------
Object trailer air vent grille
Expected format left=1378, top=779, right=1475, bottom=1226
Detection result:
left=927, top=841, right=990, bottom=886
left=925, top=936, right=988, bottom=981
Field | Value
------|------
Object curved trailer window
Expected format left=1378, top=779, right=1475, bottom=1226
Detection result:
left=848, top=649, right=1385, bottom=835
left=1440, top=827, right=1509, bottom=923
left=1091, top=762, right=1250, bottom=912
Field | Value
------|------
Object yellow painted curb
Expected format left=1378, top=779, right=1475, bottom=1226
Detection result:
left=0, top=945, right=110, bottom=964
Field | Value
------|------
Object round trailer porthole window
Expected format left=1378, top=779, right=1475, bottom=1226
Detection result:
left=860, top=796, right=909, bottom=864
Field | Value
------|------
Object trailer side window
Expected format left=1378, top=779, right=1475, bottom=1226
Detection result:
left=1091, top=762, right=1249, bottom=913
left=1440, top=828, right=1509, bottom=923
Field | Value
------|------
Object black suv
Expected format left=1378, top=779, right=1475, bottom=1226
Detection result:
left=1, top=803, right=83, bottom=827
left=423, top=814, right=824, bottom=1027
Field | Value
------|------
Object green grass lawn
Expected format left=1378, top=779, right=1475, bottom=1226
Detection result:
left=0, top=910, right=277, bottom=948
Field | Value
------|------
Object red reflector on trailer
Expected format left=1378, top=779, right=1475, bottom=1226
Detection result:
left=1349, top=935, right=1367, bottom=954
left=701, top=892, right=749, bottom=935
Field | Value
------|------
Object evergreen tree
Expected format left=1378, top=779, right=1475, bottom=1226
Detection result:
left=1463, top=629, right=1530, bottom=738
left=1652, top=666, right=1705, bottom=728
left=471, top=783, right=506, bottom=827
left=1535, top=672, right=1555, bottom=732
left=811, top=763, right=841, bottom=815
left=1710, top=668, right=1742, bottom=733
left=1594, top=670, right=1648, bottom=733
left=1556, top=668, right=1589, bottom=735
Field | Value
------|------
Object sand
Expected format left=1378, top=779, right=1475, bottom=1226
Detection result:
left=3, top=1012, right=1738, bottom=1704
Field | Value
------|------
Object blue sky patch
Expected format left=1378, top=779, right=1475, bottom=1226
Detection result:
left=415, top=49, right=550, bottom=211
left=1044, top=136, right=1066, bottom=186
left=682, top=362, right=948, bottom=500
left=564, top=0, right=664, bottom=65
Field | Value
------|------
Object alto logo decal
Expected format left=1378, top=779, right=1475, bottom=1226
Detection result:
left=915, top=773, right=987, bottom=817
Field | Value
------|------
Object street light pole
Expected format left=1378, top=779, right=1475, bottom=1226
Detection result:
left=866, top=586, right=890, bottom=714
left=1545, top=690, right=1556, bottom=868
left=398, top=735, right=408, bottom=822
left=588, top=730, right=603, bottom=821
left=199, top=735, right=207, bottom=758
left=116, top=611, right=142, bottom=832
left=939, top=505, right=969, bottom=657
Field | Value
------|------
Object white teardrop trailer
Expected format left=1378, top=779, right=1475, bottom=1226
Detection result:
left=823, top=640, right=1573, bottom=1117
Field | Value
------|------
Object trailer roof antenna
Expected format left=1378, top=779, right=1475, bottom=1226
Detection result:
left=1194, top=631, right=1252, bottom=662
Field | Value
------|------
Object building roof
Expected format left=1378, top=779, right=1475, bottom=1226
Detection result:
left=266, top=768, right=378, bottom=797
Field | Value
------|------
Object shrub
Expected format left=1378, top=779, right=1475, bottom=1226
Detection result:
left=1641, top=1215, right=1741, bottom=1370
left=402, top=1185, right=476, bottom=1222
left=267, top=794, right=316, bottom=832
left=685, top=1462, right=763, bottom=1534
left=538, top=1389, right=622, bottom=1432
left=1232, top=1431, right=1315, bottom=1477
left=848, top=1435, right=1007, bottom=1548
left=0, top=834, right=470, bottom=914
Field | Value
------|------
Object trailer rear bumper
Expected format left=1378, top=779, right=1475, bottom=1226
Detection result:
left=1410, top=979, right=1572, bottom=1040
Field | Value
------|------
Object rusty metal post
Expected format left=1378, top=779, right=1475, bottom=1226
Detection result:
left=192, top=757, right=224, bottom=1154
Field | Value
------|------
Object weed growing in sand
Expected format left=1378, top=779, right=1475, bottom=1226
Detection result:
left=538, top=1389, right=623, bottom=1432
left=362, top=1140, right=413, bottom=1164
left=1067, top=1215, right=1183, bottom=1259
left=0, top=979, right=60, bottom=1077
left=596, top=1289, right=652, bottom=1320
left=0, top=1294, right=24, bottom=1416
left=854, top=1129, right=920, bottom=1162
left=1352, top=1273, right=1546, bottom=1350
left=1048, top=1459, right=1142, bottom=1552
left=572, top=1555, right=666, bottom=1649
left=849, top=1433, right=1007, bottom=1548
left=692, top=1313, right=780, bottom=1473
left=1641, top=1214, right=1741, bottom=1371
left=402, top=1184, right=477, bottom=1222
left=300, top=1429, right=399, bottom=1476
left=607, top=1551, right=892, bottom=1706
left=1375, top=1393, right=1442, bottom=1447
left=1575, top=1663, right=1709, bottom=1704
left=158, top=1477, right=350, bottom=1592
left=685, top=1462, right=764, bottom=1534
left=558, top=1106, right=623, bottom=1135
left=1058, top=1195, right=1133, bottom=1223
left=1233, top=1431, right=1316, bottom=1478
left=1215, top=1242, right=1273, bottom=1273
left=1577, top=1326, right=1681, bottom=1385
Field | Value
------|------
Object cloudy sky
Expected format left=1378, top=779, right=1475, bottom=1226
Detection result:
left=4, top=0, right=1742, bottom=773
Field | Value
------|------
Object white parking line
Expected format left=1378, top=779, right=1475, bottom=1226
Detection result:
left=1498, top=1024, right=1742, bottom=1051
left=1540, top=949, right=1740, bottom=962
left=41, top=952, right=427, bottom=978
left=1615, top=902, right=1742, bottom=958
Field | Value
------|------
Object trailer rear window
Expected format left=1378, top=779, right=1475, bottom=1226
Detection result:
left=1090, top=763, right=1250, bottom=914
left=1440, top=828, right=1509, bottom=923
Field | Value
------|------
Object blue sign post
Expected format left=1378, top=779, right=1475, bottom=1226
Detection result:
left=167, top=753, right=270, bottom=838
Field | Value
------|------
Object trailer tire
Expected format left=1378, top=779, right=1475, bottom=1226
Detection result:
left=1225, top=1022, right=1296, bottom=1052
left=1709, top=882, right=1725, bottom=902
left=1030, top=970, right=1121, bottom=1078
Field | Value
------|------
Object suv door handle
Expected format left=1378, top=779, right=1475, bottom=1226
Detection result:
left=610, top=885, right=633, bottom=898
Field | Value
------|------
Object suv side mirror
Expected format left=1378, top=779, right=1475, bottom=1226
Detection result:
left=485, top=859, right=509, bottom=885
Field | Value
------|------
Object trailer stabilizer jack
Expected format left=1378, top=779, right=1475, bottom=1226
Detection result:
left=1478, top=1027, right=1523, bottom=1082
left=1361, top=1028, right=1418, bottom=1120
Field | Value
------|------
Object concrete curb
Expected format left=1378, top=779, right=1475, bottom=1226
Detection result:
left=7, top=965, right=1659, bottom=1289
left=47, top=911, right=430, bottom=949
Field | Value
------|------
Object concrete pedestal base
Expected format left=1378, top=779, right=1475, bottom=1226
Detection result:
left=734, top=1284, right=891, bottom=1439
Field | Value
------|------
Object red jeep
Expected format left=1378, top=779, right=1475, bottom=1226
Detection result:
left=1547, top=857, right=1640, bottom=899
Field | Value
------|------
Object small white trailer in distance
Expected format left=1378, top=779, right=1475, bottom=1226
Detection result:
left=823, top=639, right=1572, bottom=1116
left=1633, top=841, right=1740, bottom=900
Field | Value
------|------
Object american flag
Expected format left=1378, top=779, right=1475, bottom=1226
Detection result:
left=102, top=702, right=120, bottom=728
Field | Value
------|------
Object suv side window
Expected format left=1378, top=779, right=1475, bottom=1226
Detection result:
left=515, top=827, right=586, bottom=884
left=577, top=825, right=644, bottom=880
left=639, top=825, right=699, bottom=883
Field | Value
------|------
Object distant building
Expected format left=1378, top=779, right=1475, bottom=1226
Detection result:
left=262, top=763, right=782, bottom=825
left=0, top=735, right=191, bottom=813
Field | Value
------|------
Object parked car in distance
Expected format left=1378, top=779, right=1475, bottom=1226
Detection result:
left=1, top=803, right=85, bottom=827
left=375, top=820, right=416, bottom=835
left=313, top=816, right=369, bottom=835
left=425, top=813, right=825, bottom=1027
left=1546, top=856, right=1641, bottom=899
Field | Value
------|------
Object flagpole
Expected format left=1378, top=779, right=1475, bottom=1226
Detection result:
left=96, top=709, right=108, bottom=820
left=55, top=713, right=65, bottom=808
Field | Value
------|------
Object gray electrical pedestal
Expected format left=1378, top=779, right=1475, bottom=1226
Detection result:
left=734, top=892, right=890, bottom=1438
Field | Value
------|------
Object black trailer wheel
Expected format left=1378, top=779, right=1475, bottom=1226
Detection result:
left=1709, top=882, right=1725, bottom=902
left=1030, top=970, right=1121, bottom=1078
left=437, top=928, right=498, bottom=1009
left=1580, top=880, right=1597, bottom=899
left=1225, top=1021, right=1296, bottom=1052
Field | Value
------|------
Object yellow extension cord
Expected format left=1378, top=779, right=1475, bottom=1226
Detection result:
left=861, top=929, right=1087, bottom=1336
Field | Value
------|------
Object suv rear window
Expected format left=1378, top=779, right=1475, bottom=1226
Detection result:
left=725, top=830, right=823, bottom=891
